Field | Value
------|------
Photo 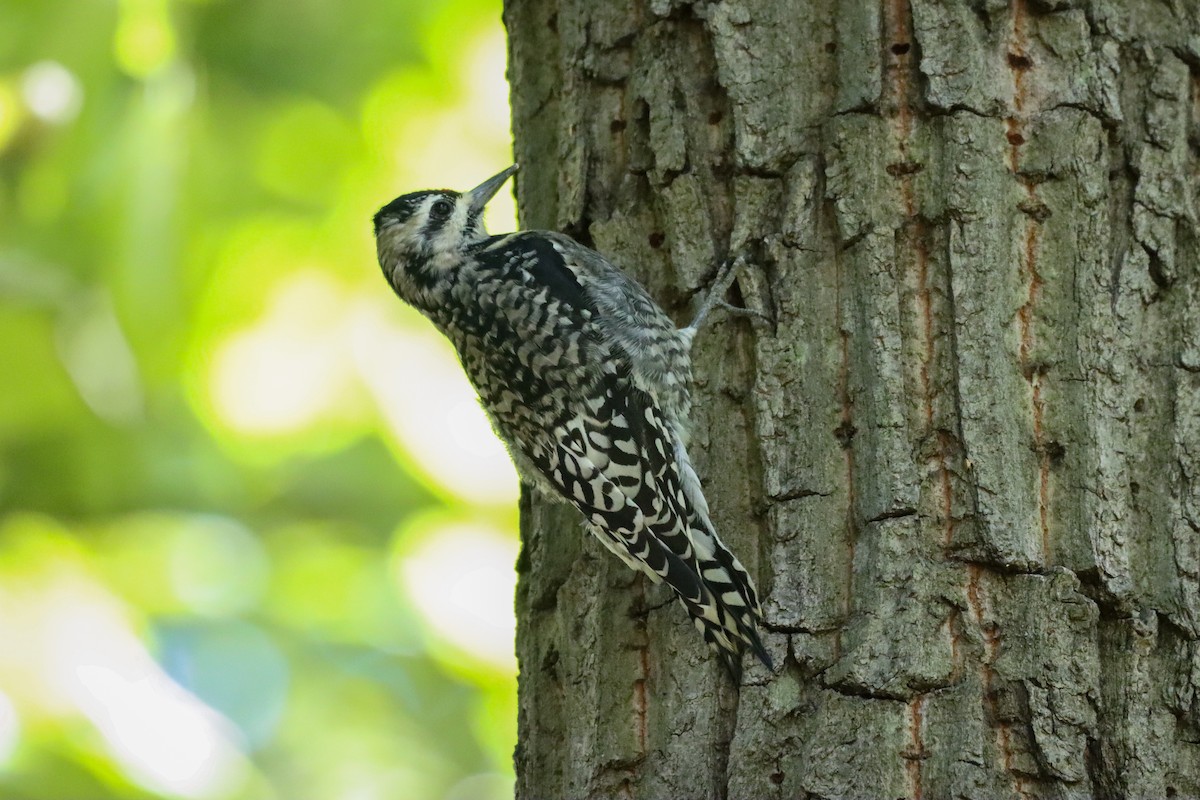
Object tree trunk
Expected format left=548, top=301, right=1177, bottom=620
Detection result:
left=504, top=1, right=1200, bottom=798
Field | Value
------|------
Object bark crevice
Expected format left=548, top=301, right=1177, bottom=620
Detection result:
left=508, top=0, right=1200, bottom=796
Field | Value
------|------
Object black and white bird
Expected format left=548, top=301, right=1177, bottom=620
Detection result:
left=373, top=165, right=771, bottom=678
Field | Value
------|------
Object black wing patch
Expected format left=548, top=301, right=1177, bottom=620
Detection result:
left=478, top=234, right=591, bottom=311
left=524, top=236, right=591, bottom=310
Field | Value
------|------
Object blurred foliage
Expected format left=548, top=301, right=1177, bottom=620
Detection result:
left=0, top=0, right=521, bottom=798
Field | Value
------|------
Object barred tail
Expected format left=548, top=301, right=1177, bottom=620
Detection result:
left=588, top=512, right=771, bottom=680
left=553, top=382, right=771, bottom=679
left=673, top=438, right=772, bottom=676
left=687, top=518, right=773, bottom=677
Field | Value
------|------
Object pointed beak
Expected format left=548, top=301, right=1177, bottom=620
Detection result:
left=466, top=164, right=518, bottom=217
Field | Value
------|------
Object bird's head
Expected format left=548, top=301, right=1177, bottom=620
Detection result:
left=373, top=164, right=517, bottom=303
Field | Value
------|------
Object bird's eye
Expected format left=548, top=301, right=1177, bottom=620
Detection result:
left=431, top=198, right=454, bottom=220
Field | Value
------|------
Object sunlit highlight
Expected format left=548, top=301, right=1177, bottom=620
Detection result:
left=0, top=554, right=251, bottom=799
left=72, top=665, right=246, bottom=799
left=397, top=521, right=517, bottom=669
left=364, top=28, right=517, bottom=232
left=209, top=271, right=354, bottom=435
left=20, top=61, right=82, bottom=124
left=463, top=30, right=517, bottom=232
left=0, top=690, right=19, bottom=767
left=350, top=301, right=518, bottom=505
left=114, top=0, right=177, bottom=78
left=464, top=32, right=511, bottom=135
left=47, top=591, right=249, bottom=799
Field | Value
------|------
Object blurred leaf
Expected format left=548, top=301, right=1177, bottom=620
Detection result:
left=0, top=0, right=517, bottom=796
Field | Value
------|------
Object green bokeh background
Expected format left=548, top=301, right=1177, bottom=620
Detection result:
left=0, top=0, right=520, bottom=797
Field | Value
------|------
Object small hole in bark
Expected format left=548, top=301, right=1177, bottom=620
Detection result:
left=1022, top=360, right=1050, bottom=381
left=886, top=161, right=923, bottom=177
left=648, top=232, right=665, bottom=249
left=769, top=772, right=785, bottom=785
left=1045, top=441, right=1066, bottom=464
left=825, top=42, right=837, bottom=53
left=547, top=13, right=558, bottom=32
left=1134, top=398, right=1146, bottom=412
left=563, top=219, right=594, bottom=249
left=1007, top=131, right=1026, bottom=146
left=708, top=110, right=723, bottom=125
left=1007, top=52, right=1033, bottom=70
left=1130, top=481, right=1141, bottom=497
left=891, top=42, right=911, bottom=55
left=1018, top=198, right=1052, bottom=222
left=610, top=119, right=626, bottom=133
left=1167, top=787, right=1177, bottom=797
left=834, top=421, right=857, bottom=448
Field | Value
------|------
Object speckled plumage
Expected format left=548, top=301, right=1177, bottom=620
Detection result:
left=373, top=166, right=771, bottom=677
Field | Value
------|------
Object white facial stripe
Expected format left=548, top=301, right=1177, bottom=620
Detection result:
left=374, top=190, right=491, bottom=291
left=413, top=194, right=473, bottom=272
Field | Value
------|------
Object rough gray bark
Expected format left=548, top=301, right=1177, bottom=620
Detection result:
left=504, top=1, right=1200, bottom=798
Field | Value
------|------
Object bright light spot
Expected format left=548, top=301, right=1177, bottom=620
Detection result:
left=0, top=560, right=250, bottom=799
left=169, top=516, right=269, bottom=617
left=350, top=301, right=518, bottom=505
left=114, top=0, right=177, bottom=78
left=364, top=29, right=516, bottom=232
left=464, top=33, right=510, bottom=135
left=73, top=665, right=245, bottom=799
left=0, top=690, right=19, bottom=766
left=397, top=522, right=517, bottom=669
left=386, top=117, right=516, bottom=234
left=209, top=271, right=354, bottom=435
left=56, top=291, right=144, bottom=424
left=19, top=61, right=82, bottom=123
left=211, top=326, right=332, bottom=433
left=445, top=398, right=511, bottom=462
left=463, top=32, right=516, bottom=233
left=46, top=588, right=249, bottom=799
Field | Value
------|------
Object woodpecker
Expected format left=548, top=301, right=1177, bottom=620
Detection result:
left=373, top=165, right=771, bottom=678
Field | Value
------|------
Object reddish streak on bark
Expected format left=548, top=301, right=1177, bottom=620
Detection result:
left=918, top=237, right=958, bottom=551
left=830, top=136, right=857, bottom=643
left=831, top=35, right=859, bottom=627
left=999, top=7, right=1039, bottom=794
left=886, top=0, right=956, bottom=552
left=632, top=582, right=649, bottom=757
left=1008, top=0, right=1051, bottom=565
left=905, top=695, right=927, bottom=800
left=632, top=672, right=647, bottom=754
left=885, top=6, right=945, bottom=796
left=1012, top=0, right=1029, bottom=103
left=967, top=566, right=1032, bottom=799
left=836, top=293, right=856, bottom=630
left=1007, top=0, right=1030, bottom=165
left=886, top=0, right=914, bottom=140
left=1017, top=208, right=1050, bottom=562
